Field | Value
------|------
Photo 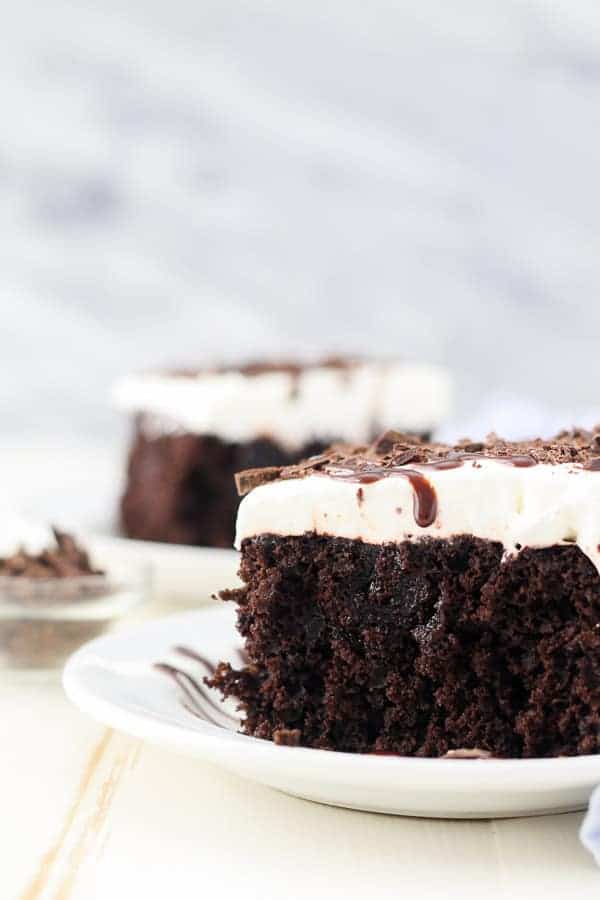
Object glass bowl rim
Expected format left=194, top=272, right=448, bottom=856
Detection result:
left=0, top=561, right=151, bottom=621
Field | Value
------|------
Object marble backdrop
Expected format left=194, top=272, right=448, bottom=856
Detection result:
left=3, top=0, right=600, bottom=440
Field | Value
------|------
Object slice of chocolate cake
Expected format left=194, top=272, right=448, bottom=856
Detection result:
left=114, top=358, right=451, bottom=548
left=210, top=429, right=600, bottom=757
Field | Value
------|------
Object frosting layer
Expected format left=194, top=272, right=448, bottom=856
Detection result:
left=113, top=362, right=451, bottom=448
left=235, top=459, right=600, bottom=572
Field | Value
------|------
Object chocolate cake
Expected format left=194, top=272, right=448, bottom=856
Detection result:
left=210, top=429, right=600, bottom=757
left=114, top=359, right=452, bottom=547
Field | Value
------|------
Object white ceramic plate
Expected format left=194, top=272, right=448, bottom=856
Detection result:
left=64, top=606, right=600, bottom=820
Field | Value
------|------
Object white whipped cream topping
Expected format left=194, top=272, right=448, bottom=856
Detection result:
left=235, top=459, right=600, bottom=572
left=113, top=362, right=452, bottom=449
left=0, top=517, right=55, bottom=557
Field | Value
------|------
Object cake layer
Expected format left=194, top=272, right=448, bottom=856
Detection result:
left=120, top=430, right=326, bottom=548
left=210, top=533, right=600, bottom=757
left=235, top=430, right=600, bottom=572
left=113, top=360, right=451, bottom=449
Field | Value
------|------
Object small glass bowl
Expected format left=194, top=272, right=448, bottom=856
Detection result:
left=0, top=563, right=151, bottom=672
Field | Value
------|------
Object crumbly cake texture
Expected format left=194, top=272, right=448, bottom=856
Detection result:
left=211, top=427, right=600, bottom=757
left=210, top=533, right=600, bottom=757
left=121, top=427, right=328, bottom=548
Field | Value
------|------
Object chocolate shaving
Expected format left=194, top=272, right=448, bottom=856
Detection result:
left=171, top=356, right=363, bottom=380
left=391, top=449, right=420, bottom=466
left=279, top=448, right=346, bottom=481
left=372, top=430, right=422, bottom=455
left=0, top=528, right=111, bottom=670
left=234, top=466, right=282, bottom=497
left=234, top=425, right=600, bottom=494
left=284, top=451, right=333, bottom=472
left=0, top=527, right=103, bottom=579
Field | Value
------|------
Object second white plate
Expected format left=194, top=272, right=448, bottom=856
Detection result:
left=86, top=533, right=240, bottom=605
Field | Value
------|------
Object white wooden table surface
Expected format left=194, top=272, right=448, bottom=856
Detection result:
left=1, top=442, right=599, bottom=899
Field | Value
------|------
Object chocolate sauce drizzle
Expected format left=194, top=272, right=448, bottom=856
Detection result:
left=154, top=645, right=239, bottom=730
left=326, top=452, right=538, bottom=530
left=419, top=452, right=537, bottom=471
left=327, top=466, right=436, bottom=526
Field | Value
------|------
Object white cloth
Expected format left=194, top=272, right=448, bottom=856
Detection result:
left=580, top=786, right=600, bottom=865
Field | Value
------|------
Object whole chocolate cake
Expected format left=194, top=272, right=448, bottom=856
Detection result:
left=210, top=429, right=600, bottom=757
left=114, top=359, right=452, bottom=547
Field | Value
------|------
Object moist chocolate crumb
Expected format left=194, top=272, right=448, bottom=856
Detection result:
left=210, top=534, right=600, bottom=758
left=217, top=587, right=247, bottom=604
left=273, top=727, right=302, bottom=746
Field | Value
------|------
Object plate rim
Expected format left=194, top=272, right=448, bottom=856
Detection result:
left=85, top=530, right=239, bottom=561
